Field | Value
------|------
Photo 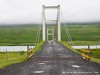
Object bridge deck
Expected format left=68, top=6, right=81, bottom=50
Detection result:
left=0, top=41, right=100, bottom=75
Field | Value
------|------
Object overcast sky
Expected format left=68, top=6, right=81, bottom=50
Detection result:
left=0, top=0, right=100, bottom=24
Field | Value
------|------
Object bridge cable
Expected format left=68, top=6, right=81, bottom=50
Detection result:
left=34, top=17, right=42, bottom=46
left=61, top=12, right=74, bottom=46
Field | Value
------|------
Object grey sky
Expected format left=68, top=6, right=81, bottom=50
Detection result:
left=0, top=0, right=100, bottom=24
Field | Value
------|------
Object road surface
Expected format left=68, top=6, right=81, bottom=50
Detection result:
left=0, top=41, right=100, bottom=75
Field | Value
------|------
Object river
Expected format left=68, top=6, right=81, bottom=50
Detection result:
left=0, top=46, right=34, bottom=52
left=0, top=45, right=100, bottom=52
left=71, top=45, right=100, bottom=49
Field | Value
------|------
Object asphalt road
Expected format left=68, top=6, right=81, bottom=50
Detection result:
left=0, top=41, right=100, bottom=75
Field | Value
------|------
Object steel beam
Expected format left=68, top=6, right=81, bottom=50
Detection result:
left=57, top=5, right=61, bottom=41
left=44, top=6, right=58, bottom=9
left=42, top=5, right=46, bottom=41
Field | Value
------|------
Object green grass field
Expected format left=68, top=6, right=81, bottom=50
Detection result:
left=0, top=24, right=100, bottom=46
left=61, top=24, right=100, bottom=45
left=0, top=52, right=27, bottom=68
left=91, top=49, right=100, bottom=59
left=0, top=25, right=42, bottom=46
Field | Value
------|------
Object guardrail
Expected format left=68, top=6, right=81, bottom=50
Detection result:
left=81, top=49, right=91, bottom=60
left=27, top=42, right=44, bottom=60
left=27, top=47, right=33, bottom=60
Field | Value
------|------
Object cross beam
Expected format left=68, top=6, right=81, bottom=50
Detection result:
left=44, top=6, right=59, bottom=9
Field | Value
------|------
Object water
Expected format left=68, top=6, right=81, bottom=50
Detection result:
left=0, top=45, right=100, bottom=52
left=71, top=45, right=100, bottom=49
left=0, top=46, right=34, bottom=52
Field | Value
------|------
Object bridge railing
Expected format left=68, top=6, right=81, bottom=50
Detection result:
left=27, top=41, right=44, bottom=60
left=81, top=49, right=91, bottom=60
left=27, top=48, right=33, bottom=60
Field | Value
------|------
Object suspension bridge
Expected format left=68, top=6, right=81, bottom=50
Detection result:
left=0, top=5, right=100, bottom=75
left=35, top=5, right=74, bottom=46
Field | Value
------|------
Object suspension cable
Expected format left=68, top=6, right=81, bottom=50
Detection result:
left=34, top=18, right=42, bottom=46
left=61, top=12, right=74, bottom=46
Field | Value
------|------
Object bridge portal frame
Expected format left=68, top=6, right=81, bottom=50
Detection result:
left=42, top=5, right=61, bottom=41
left=47, top=29, right=54, bottom=41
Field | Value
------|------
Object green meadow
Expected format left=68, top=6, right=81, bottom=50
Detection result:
left=0, top=52, right=27, bottom=68
left=0, top=25, right=42, bottom=46
left=0, top=24, right=100, bottom=45
left=61, top=24, right=100, bottom=45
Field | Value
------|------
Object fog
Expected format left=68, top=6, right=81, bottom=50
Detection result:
left=0, top=0, right=100, bottom=25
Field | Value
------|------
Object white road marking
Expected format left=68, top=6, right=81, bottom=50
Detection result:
left=72, top=65, right=80, bottom=68
left=39, top=63, right=45, bottom=65
left=34, top=71, right=44, bottom=73
left=62, top=71, right=65, bottom=74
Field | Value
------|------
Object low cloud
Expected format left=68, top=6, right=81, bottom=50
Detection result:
left=0, top=0, right=100, bottom=24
